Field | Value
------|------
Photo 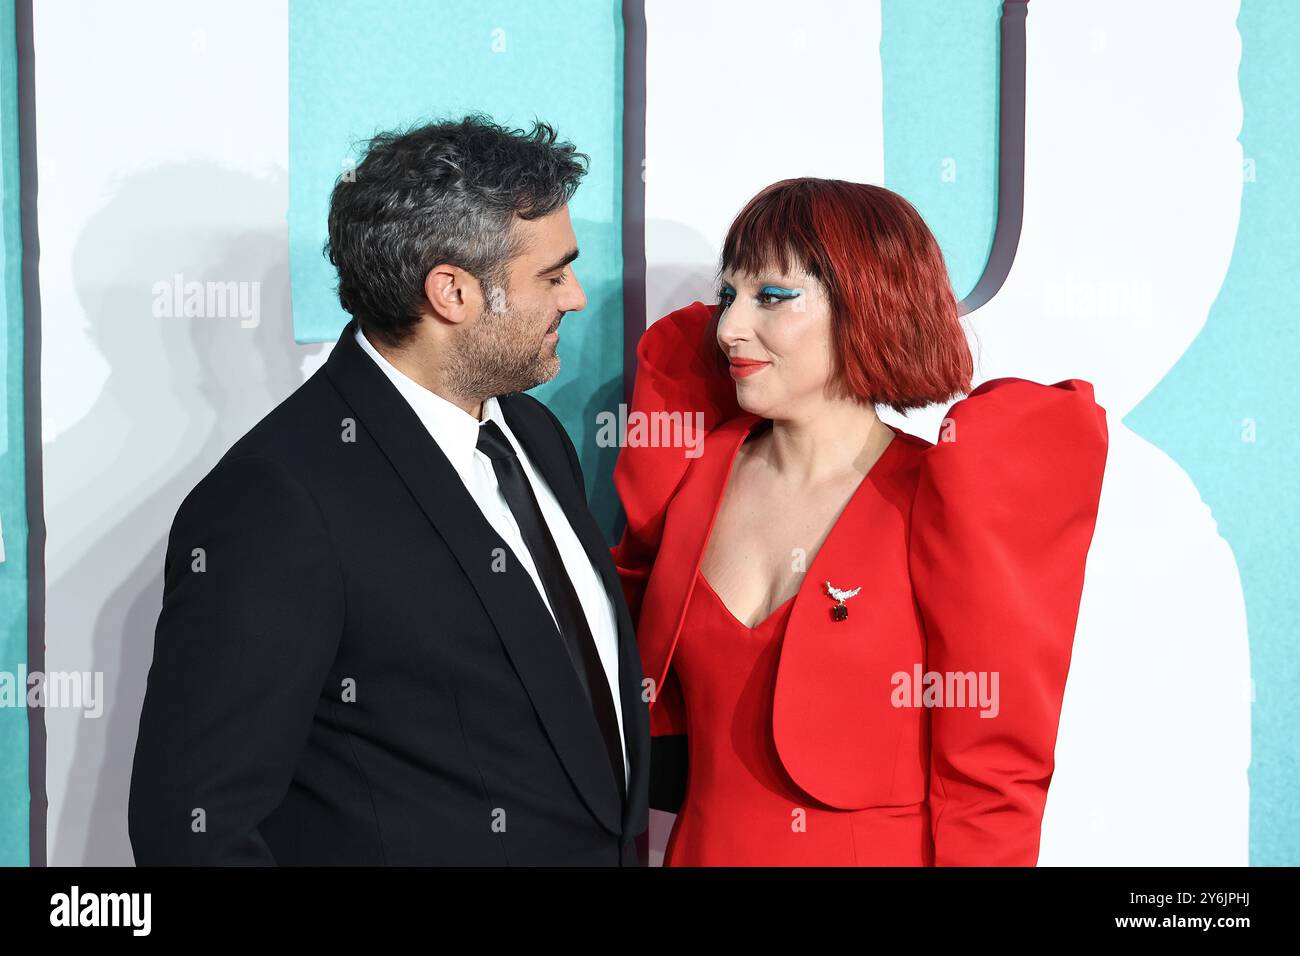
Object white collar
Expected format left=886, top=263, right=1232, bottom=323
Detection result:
left=353, top=324, right=513, bottom=482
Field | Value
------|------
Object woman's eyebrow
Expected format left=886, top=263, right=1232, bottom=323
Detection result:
left=720, top=274, right=794, bottom=286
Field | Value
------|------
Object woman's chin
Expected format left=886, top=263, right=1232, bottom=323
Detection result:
left=734, top=389, right=770, bottom=418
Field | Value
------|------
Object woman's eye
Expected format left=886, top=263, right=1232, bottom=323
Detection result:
left=758, top=287, right=801, bottom=306
left=717, top=285, right=800, bottom=308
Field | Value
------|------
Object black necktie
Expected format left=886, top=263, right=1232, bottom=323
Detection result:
left=475, top=419, right=627, bottom=803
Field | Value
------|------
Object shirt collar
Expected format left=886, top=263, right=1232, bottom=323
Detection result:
left=353, top=324, right=509, bottom=482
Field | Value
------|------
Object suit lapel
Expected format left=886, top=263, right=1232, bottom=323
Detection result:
left=637, top=413, right=766, bottom=699
left=323, top=321, right=624, bottom=835
left=498, top=393, right=650, bottom=838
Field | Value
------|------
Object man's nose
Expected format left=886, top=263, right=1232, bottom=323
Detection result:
left=563, top=270, right=588, bottom=313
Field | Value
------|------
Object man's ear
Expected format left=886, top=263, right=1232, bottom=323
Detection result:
left=422, top=263, right=479, bottom=326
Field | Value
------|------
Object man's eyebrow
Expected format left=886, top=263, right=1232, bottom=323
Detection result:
left=535, top=247, right=579, bottom=277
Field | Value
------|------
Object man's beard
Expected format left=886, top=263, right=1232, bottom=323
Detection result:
left=445, top=290, right=561, bottom=404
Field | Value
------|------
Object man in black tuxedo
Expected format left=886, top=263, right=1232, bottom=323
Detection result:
left=128, top=113, right=649, bottom=865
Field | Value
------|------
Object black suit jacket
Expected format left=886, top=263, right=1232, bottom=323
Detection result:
left=128, top=319, right=650, bottom=865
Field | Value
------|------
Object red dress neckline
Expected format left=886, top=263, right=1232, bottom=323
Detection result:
left=694, top=570, right=797, bottom=631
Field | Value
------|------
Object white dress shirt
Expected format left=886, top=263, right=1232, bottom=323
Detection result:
left=354, top=327, right=628, bottom=787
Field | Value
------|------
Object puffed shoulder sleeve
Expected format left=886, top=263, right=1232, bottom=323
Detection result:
left=610, top=300, right=740, bottom=627
left=909, top=376, right=1108, bottom=866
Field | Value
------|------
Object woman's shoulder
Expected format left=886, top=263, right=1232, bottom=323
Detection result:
left=891, top=375, right=1104, bottom=444
left=911, top=376, right=1107, bottom=477
left=903, top=375, right=1109, bottom=536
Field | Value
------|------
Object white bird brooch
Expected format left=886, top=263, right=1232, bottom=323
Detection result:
left=823, top=581, right=861, bottom=622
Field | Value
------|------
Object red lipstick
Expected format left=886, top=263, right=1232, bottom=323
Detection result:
left=729, top=357, right=770, bottom=379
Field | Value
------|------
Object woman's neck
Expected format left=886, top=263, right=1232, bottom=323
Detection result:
left=749, top=399, right=894, bottom=486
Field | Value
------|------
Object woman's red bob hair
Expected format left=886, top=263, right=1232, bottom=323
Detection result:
left=715, top=178, right=973, bottom=413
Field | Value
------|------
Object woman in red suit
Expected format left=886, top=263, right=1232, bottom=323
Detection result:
left=611, top=178, right=1108, bottom=866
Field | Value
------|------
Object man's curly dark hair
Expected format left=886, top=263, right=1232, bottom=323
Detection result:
left=324, top=112, right=589, bottom=348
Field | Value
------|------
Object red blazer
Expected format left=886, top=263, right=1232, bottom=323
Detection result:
left=611, top=301, right=1108, bottom=866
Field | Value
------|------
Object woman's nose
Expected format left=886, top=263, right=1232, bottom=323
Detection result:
left=716, top=303, right=750, bottom=350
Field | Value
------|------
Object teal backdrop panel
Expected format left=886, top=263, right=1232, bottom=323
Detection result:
left=0, top=0, right=29, bottom=867
left=288, top=0, right=625, bottom=536
left=1126, top=3, right=1299, bottom=865
left=881, top=0, right=1000, bottom=301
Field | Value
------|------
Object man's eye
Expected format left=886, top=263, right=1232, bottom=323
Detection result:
left=550, top=271, right=568, bottom=286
